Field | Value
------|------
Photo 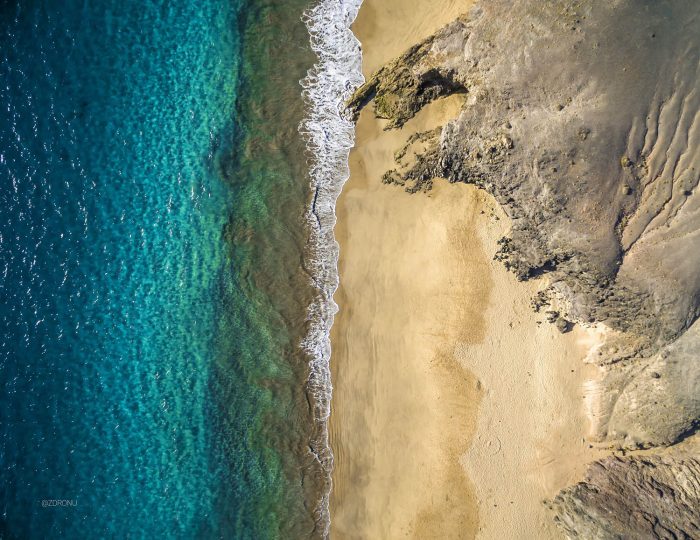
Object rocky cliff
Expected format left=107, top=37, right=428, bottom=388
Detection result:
left=347, top=0, right=700, bottom=536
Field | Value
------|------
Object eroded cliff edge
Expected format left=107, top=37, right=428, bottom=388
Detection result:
left=346, top=0, right=700, bottom=537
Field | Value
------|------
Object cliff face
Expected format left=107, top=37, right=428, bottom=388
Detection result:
left=347, top=0, right=700, bottom=536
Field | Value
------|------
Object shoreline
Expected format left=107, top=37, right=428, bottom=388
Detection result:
left=299, top=1, right=364, bottom=535
left=328, top=1, right=608, bottom=537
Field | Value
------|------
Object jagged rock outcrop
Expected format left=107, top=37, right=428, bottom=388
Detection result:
left=551, top=455, right=700, bottom=539
left=347, top=23, right=471, bottom=129
left=346, top=0, right=700, bottom=535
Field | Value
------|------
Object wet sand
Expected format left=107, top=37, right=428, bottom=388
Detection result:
left=329, top=1, right=606, bottom=538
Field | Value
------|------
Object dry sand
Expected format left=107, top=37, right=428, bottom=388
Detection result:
left=329, top=1, right=607, bottom=538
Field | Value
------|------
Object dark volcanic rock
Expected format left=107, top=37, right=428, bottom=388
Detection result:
left=551, top=455, right=700, bottom=539
left=346, top=22, right=471, bottom=129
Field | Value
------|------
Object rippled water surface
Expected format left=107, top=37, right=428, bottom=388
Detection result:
left=0, top=1, right=319, bottom=537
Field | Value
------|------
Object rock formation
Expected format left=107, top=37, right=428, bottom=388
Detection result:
left=551, top=455, right=700, bottom=539
left=347, top=0, right=700, bottom=536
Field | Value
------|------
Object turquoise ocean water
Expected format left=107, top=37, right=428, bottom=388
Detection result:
left=0, top=0, right=332, bottom=537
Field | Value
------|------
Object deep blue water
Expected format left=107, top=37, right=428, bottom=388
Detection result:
left=0, top=1, right=315, bottom=538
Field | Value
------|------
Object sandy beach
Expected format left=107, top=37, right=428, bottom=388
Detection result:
left=329, top=1, right=607, bottom=538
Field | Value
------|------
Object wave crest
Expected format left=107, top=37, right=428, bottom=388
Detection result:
left=299, top=0, right=364, bottom=536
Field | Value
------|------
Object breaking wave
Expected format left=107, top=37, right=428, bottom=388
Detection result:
left=299, top=0, right=364, bottom=535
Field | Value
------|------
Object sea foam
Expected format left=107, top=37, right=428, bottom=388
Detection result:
left=299, top=0, right=364, bottom=535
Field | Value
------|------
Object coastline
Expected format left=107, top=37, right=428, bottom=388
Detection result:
left=328, top=1, right=607, bottom=537
left=300, top=1, right=364, bottom=535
